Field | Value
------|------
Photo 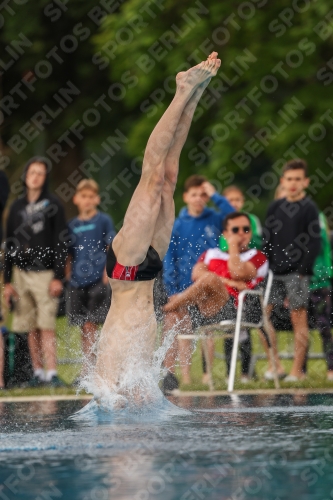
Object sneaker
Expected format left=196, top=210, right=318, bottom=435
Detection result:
left=264, top=370, right=287, bottom=381
left=284, top=375, right=305, bottom=383
left=26, top=376, right=45, bottom=388
left=161, top=372, right=179, bottom=394
left=46, top=375, right=67, bottom=388
left=240, top=376, right=250, bottom=384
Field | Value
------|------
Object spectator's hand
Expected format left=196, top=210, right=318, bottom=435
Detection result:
left=225, top=232, right=242, bottom=248
left=221, top=277, right=248, bottom=291
left=202, top=181, right=216, bottom=198
left=3, top=283, right=18, bottom=308
left=229, top=280, right=248, bottom=291
left=49, top=279, right=63, bottom=297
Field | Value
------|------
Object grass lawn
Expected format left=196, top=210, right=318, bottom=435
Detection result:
left=178, top=329, right=333, bottom=391
left=1, top=316, right=333, bottom=397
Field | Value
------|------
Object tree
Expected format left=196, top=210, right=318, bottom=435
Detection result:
left=0, top=0, right=136, bottom=222
left=94, top=0, right=333, bottom=220
left=2, top=1, right=333, bottom=222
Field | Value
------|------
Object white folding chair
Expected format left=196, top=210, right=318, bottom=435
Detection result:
left=177, top=270, right=279, bottom=392
left=226, top=269, right=278, bottom=392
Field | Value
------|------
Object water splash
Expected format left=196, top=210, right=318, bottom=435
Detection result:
left=73, top=394, right=189, bottom=423
left=72, top=316, right=191, bottom=422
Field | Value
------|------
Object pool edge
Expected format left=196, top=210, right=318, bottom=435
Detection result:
left=1, top=388, right=333, bottom=402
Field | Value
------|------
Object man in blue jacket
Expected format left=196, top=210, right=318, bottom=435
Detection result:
left=162, top=174, right=234, bottom=391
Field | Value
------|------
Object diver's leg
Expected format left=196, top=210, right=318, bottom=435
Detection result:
left=150, top=84, right=214, bottom=257
left=151, top=53, right=220, bottom=258
left=113, top=57, right=220, bottom=266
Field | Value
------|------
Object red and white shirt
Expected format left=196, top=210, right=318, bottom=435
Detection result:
left=198, top=248, right=268, bottom=302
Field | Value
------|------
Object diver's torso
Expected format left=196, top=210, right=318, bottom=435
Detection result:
left=102, top=279, right=156, bottom=337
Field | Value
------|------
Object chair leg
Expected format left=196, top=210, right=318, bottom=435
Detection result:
left=228, top=297, right=245, bottom=392
left=202, top=336, right=214, bottom=392
left=228, top=325, right=241, bottom=392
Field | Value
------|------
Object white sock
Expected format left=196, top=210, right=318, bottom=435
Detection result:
left=34, top=369, right=45, bottom=380
left=45, top=370, right=57, bottom=382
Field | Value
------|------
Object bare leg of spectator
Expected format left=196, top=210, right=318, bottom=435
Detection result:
left=261, top=305, right=286, bottom=375
left=28, top=329, right=44, bottom=372
left=165, top=273, right=229, bottom=317
left=163, top=312, right=179, bottom=375
left=0, top=334, right=4, bottom=388
left=41, top=330, right=57, bottom=379
left=177, top=313, right=193, bottom=385
left=81, top=321, right=97, bottom=375
left=289, top=308, right=308, bottom=377
left=163, top=309, right=192, bottom=384
left=164, top=308, right=192, bottom=384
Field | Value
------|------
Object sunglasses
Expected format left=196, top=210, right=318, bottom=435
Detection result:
left=231, top=226, right=251, bottom=234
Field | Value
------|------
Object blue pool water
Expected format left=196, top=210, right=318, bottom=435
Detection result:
left=0, top=394, right=333, bottom=499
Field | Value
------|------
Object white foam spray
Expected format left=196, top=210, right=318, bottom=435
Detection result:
left=72, top=315, right=191, bottom=421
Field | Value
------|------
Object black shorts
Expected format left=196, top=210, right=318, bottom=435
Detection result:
left=268, top=273, right=310, bottom=310
left=67, top=281, right=111, bottom=327
left=189, top=294, right=262, bottom=330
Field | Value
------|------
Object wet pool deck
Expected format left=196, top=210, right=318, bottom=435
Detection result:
left=1, top=387, right=333, bottom=402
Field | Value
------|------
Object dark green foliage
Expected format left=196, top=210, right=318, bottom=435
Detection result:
left=2, top=1, right=333, bottom=222
left=95, top=0, right=333, bottom=219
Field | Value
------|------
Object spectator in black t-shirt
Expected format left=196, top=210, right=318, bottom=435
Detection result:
left=263, top=159, right=321, bottom=382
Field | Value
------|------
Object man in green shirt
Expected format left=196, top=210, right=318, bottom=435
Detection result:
left=219, top=186, right=262, bottom=251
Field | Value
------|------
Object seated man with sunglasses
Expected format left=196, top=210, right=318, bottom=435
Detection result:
left=163, top=212, right=270, bottom=386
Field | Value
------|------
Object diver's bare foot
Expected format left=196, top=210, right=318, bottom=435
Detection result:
left=207, top=51, right=218, bottom=61
left=197, top=52, right=220, bottom=91
left=196, top=52, right=219, bottom=90
left=176, top=54, right=221, bottom=92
